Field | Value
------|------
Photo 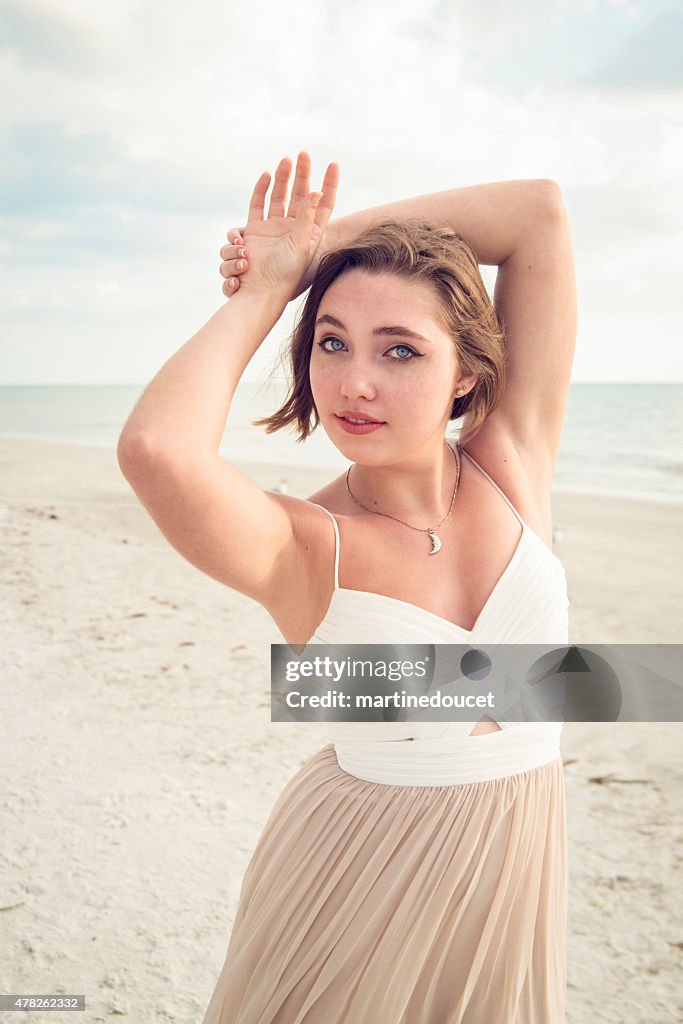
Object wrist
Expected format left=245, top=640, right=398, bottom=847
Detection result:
left=229, top=282, right=291, bottom=318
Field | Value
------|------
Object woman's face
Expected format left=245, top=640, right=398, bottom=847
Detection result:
left=309, top=269, right=465, bottom=464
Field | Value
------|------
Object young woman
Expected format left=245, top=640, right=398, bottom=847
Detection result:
left=118, top=152, right=577, bottom=1023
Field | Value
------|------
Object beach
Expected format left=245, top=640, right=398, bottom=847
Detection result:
left=1, top=436, right=681, bottom=1023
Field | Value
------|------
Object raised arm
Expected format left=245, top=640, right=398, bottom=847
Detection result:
left=117, top=160, right=338, bottom=605
left=226, top=162, right=576, bottom=481
left=328, top=179, right=577, bottom=478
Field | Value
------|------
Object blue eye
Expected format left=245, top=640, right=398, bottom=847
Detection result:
left=389, top=345, right=417, bottom=361
left=316, top=337, right=421, bottom=362
left=317, top=337, right=347, bottom=353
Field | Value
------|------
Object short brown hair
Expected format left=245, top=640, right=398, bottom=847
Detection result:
left=253, top=219, right=506, bottom=447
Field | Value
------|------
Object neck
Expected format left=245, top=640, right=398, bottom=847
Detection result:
left=347, top=440, right=459, bottom=525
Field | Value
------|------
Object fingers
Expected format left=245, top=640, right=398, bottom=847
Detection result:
left=219, top=254, right=248, bottom=279
left=286, top=151, right=311, bottom=219
left=267, top=156, right=293, bottom=219
left=290, top=161, right=340, bottom=249
left=219, top=235, right=249, bottom=296
left=247, top=153, right=337, bottom=226
left=313, top=161, right=340, bottom=232
left=247, top=170, right=271, bottom=222
left=219, top=240, right=248, bottom=261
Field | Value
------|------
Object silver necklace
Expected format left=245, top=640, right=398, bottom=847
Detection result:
left=345, top=442, right=461, bottom=556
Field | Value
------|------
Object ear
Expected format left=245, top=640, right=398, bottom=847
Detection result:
left=453, top=373, right=478, bottom=399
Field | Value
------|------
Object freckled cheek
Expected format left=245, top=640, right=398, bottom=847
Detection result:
left=392, top=375, right=449, bottom=417
left=308, top=362, right=329, bottom=400
left=309, top=358, right=363, bottom=398
left=308, top=366, right=338, bottom=417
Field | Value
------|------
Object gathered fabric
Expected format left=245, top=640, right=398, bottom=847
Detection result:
left=201, top=448, right=570, bottom=1023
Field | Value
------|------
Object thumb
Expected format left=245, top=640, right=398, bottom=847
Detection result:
left=290, top=191, right=323, bottom=249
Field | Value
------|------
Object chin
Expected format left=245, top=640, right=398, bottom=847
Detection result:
left=336, top=442, right=404, bottom=470
left=322, top=422, right=389, bottom=460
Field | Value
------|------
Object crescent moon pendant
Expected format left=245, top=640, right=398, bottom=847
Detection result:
left=428, top=529, right=442, bottom=555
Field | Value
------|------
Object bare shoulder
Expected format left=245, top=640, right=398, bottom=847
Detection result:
left=266, top=485, right=341, bottom=547
left=267, top=471, right=349, bottom=536
left=460, top=421, right=555, bottom=546
left=259, top=479, right=347, bottom=638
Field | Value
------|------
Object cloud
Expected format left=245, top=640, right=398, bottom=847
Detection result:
left=0, top=0, right=109, bottom=72
left=0, top=0, right=681, bottom=382
left=460, top=0, right=681, bottom=93
left=0, top=122, right=121, bottom=215
left=575, top=6, right=683, bottom=89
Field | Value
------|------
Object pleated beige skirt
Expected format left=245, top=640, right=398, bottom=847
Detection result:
left=201, top=742, right=567, bottom=1024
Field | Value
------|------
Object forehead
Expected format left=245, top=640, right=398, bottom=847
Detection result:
left=318, top=269, right=444, bottom=324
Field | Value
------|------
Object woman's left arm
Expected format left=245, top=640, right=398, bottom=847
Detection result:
left=326, top=179, right=577, bottom=479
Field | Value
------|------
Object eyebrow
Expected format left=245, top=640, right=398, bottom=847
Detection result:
left=314, top=313, right=432, bottom=345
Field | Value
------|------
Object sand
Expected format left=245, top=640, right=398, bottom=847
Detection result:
left=1, top=437, right=681, bottom=1023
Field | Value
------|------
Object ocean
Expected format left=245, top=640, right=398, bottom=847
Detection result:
left=1, top=381, right=682, bottom=505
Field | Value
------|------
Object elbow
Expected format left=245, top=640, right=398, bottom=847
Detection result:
left=117, top=429, right=197, bottom=491
left=533, top=179, right=567, bottom=222
left=117, top=429, right=163, bottom=483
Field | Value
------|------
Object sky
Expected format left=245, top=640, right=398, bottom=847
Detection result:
left=1, top=0, right=681, bottom=385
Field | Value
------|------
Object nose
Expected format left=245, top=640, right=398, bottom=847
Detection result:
left=339, top=357, right=377, bottom=402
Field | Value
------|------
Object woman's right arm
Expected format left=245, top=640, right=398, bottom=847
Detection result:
left=117, top=157, right=338, bottom=605
left=117, top=289, right=298, bottom=603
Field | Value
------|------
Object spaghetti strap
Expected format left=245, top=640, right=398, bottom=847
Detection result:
left=309, top=503, right=340, bottom=591
left=460, top=448, right=525, bottom=527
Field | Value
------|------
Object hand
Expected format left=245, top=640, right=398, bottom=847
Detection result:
left=219, top=151, right=339, bottom=302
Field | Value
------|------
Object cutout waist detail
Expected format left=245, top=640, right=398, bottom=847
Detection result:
left=333, top=723, right=563, bottom=786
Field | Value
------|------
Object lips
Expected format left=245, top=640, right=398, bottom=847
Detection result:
left=335, top=413, right=386, bottom=435
left=335, top=411, right=385, bottom=425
